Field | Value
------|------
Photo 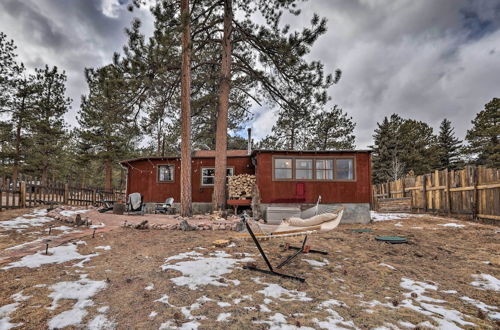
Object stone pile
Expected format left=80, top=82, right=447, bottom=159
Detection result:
left=47, top=205, right=95, bottom=226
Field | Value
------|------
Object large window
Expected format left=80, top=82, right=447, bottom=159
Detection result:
left=274, top=158, right=292, bottom=179
left=158, top=164, right=174, bottom=182
left=335, top=159, right=354, bottom=180
left=316, top=159, right=334, bottom=180
left=201, top=167, right=234, bottom=186
left=295, top=159, right=313, bottom=179
left=273, top=157, right=355, bottom=181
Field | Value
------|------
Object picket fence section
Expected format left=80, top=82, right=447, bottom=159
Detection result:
left=372, top=166, right=500, bottom=221
left=0, top=176, right=124, bottom=211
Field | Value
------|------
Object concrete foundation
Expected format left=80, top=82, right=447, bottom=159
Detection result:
left=259, top=203, right=371, bottom=224
left=144, top=202, right=370, bottom=224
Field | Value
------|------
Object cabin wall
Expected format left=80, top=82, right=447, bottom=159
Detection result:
left=255, top=152, right=372, bottom=204
left=126, top=157, right=254, bottom=203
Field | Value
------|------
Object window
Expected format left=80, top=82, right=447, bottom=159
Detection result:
left=335, top=159, right=354, bottom=180
left=273, top=156, right=355, bottom=181
left=274, top=158, right=292, bottom=179
left=201, top=167, right=234, bottom=186
left=158, top=165, right=174, bottom=182
left=316, top=159, right=334, bottom=180
left=295, top=159, right=313, bottom=179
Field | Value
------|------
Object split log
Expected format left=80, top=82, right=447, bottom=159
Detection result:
left=134, top=220, right=149, bottom=229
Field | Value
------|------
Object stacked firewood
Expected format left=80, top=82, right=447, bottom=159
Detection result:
left=228, top=174, right=256, bottom=199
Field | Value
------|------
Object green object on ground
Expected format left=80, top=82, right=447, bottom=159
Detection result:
left=375, top=236, right=408, bottom=244
left=351, top=229, right=373, bottom=232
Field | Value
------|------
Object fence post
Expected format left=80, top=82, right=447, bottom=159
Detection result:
left=422, top=175, right=427, bottom=213
left=472, top=166, right=479, bottom=220
left=19, top=181, right=26, bottom=208
left=445, top=168, right=451, bottom=215
left=64, top=183, right=69, bottom=205
left=92, top=189, right=96, bottom=205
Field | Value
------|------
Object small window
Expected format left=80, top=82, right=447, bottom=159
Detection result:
left=274, top=158, right=292, bottom=179
left=158, top=165, right=174, bottom=182
left=316, top=159, right=333, bottom=180
left=295, top=159, right=313, bottom=179
left=201, top=167, right=234, bottom=186
left=335, top=159, right=354, bottom=180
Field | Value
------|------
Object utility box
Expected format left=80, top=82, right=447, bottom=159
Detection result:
left=266, top=206, right=301, bottom=225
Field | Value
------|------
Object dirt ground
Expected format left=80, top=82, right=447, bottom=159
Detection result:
left=0, top=208, right=499, bottom=329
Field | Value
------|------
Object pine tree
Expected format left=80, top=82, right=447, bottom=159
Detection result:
left=307, top=105, right=356, bottom=150
left=371, top=114, right=404, bottom=183
left=0, top=32, right=24, bottom=112
left=24, top=66, right=71, bottom=184
left=436, top=118, right=463, bottom=170
left=465, top=98, right=500, bottom=167
left=78, top=65, right=140, bottom=190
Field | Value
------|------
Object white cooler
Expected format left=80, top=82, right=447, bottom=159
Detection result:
left=266, top=206, right=301, bottom=225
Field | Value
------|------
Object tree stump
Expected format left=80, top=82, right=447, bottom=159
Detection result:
left=113, top=203, right=125, bottom=215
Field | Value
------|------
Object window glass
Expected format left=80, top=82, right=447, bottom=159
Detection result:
left=158, top=165, right=174, bottom=182
left=274, top=158, right=293, bottom=179
left=315, top=159, right=333, bottom=180
left=335, top=159, right=354, bottom=180
left=295, top=159, right=313, bottom=179
left=201, top=168, right=234, bottom=185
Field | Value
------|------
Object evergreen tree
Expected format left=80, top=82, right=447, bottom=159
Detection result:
left=371, top=114, right=404, bottom=183
left=436, top=118, right=463, bottom=169
left=371, top=115, right=438, bottom=183
left=465, top=98, right=500, bottom=167
left=0, top=32, right=24, bottom=112
left=24, top=66, right=71, bottom=184
left=78, top=65, right=140, bottom=190
left=308, top=105, right=356, bottom=150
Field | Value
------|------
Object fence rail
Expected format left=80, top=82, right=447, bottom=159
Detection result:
left=0, top=176, right=124, bottom=211
left=372, top=166, right=500, bottom=221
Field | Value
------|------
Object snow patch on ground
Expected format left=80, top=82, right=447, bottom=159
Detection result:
left=2, top=242, right=98, bottom=270
left=217, top=302, right=231, bottom=307
left=461, top=296, right=500, bottom=320
left=216, top=312, right=231, bottom=322
left=470, top=274, right=500, bottom=291
left=254, top=313, right=315, bottom=329
left=0, top=210, right=53, bottom=231
left=47, top=275, right=108, bottom=329
left=145, top=283, right=154, bottom=291
left=303, top=258, right=329, bottom=268
left=438, top=223, right=465, bottom=228
left=161, top=250, right=253, bottom=290
left=60, top=209, right=90, bottom=217
left=0, top=303, right=22, bottom=329
left=379, top=263, right=396, bottom=270
left=87, top=314, right=116, bottom=329
left=253, top=277, right=312, bottom=302
left=95, top=246, right=111, bottom=251
left=371, top=211, right=421, bottom=221
left=399, top=278, right=475, bottom=328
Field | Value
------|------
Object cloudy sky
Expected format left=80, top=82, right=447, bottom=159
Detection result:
left=1, top=0, right=499, bottom=148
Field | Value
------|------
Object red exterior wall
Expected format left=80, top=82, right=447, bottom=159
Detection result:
left=124, top=151, right=372, bottom=205
left=254, top=152, right=372, bottom=204
left=125, top=156, right=254, bottom=203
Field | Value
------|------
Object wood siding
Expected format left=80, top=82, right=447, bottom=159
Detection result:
left=125, top=157, right=254, bottom=203
left=255, top=152, right=372, bottom=204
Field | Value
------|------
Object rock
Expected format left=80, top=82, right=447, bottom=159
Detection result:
left=179, top=220, right=196, bottom=231
left=134, top=220, right=149, bottom=230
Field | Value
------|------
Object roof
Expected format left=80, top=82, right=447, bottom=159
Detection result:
left=120, top=150, right=250, bottom=164
left=120, top=149, right=371, bottom=165
left=251, top=149, right=372, bottom=155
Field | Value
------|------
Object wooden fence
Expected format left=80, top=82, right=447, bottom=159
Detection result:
left=372, top=166, right=500, bottom=221
left=0, top=176, right=124, bottom=211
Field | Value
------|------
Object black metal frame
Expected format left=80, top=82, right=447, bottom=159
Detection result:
left=241, top=213, right=328, bottom=282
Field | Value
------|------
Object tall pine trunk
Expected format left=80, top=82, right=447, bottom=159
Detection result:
left=104, top=159, right=113, bottom=191
left=12, top=121, right=21, bottom=184
left=180, top=0, right=192, bottom=217
left=213, top=0, right=232, bottom=211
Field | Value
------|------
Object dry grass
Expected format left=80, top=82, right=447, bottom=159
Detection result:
left=0, top=209, right=499, bottom=329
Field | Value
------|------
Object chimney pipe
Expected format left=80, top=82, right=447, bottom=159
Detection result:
left=247, top=127, right=252, bottom=155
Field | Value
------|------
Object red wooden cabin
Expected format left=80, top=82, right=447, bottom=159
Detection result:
left=120, top=149, right=372, bottom=222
